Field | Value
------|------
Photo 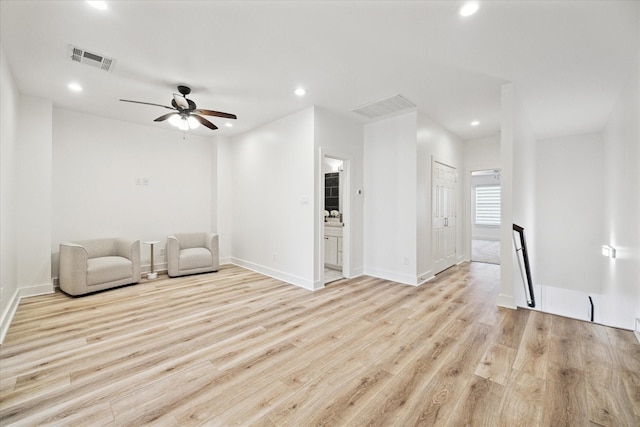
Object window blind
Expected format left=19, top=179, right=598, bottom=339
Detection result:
left=475, top=185, right=501, bottom=226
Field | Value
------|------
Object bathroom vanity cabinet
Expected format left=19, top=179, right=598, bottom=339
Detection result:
left=324, top=224, right=343, bottom=269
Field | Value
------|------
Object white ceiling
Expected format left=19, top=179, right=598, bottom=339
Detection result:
left=1, top=1, right=638, bottom=141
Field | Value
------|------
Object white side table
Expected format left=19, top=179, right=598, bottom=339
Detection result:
left=144, top=240, right=161, bottom=279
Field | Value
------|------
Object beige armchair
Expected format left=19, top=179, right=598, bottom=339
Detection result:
left=167, top=232, right=219, bottom=277
left=59, top=238, right=141, bottom=296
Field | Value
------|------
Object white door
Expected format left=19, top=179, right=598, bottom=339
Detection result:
left=433, top=160, right=457, bottom=274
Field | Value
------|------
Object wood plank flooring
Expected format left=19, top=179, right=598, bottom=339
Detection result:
left=1, top=262, right=639, bottom=426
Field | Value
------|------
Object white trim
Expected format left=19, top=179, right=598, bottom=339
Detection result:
left=1, top=282, right=54, bottom=344
left=364, top=267, right=420, bottom=286
left=635, top=318, right=640, bottom=344
left=231, top=257, right=315, bottom=291
left=141, top=261, right=168, bottom=275
left=496, top=293, right=516, bottom=309
left=0, top=289, right=20, bottom=345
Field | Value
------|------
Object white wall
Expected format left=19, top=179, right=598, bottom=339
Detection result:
left=363, top=111, right=462, bottom=285
left=52, top=109, right=216, bottom=275
left=0, top=46, right=20, bottom=338
left=463, top=135, right=501, bottom=260
left=499, top=83, right=538, bottom=309
left=536, top=133, right=603, bottom=293
left=314, top=107, right=364, bottom=283
left=17, top=95, right=53, bottom=292
left=416, top=112, right=464, bottom=280
left=600, top=67, right=640, bottom=330
left=1, top=47, right=54, bottom=343
left=228, top=107, right=316, bottom=289
left=363, top=112, right=418, bottom=284
left=216, top=135, right=232, bottom=264
left=534, top=133, right=604, bottom=321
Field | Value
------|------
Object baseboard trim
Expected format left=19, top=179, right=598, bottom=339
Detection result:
left=635, top=318, right=640, bottom=344
left=0, top=289, right=20, bottom=345
left=496, top=293, right=516, bottom=309
left=230, top=258, right=314, bottom=291
left=363, top=268, right=418, bottom=286
left=1, top=282, right=54, bottom=345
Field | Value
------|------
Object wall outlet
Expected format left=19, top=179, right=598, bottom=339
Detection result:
left=159, top=248, right=165, bottom=255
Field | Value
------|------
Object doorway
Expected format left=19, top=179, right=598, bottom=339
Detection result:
left=470, top=169, right=501, bottom=265
left=322, top=156, right=347, bottom=285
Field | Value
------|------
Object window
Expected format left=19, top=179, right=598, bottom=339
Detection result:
left=475, top=185, right=501, bottom=226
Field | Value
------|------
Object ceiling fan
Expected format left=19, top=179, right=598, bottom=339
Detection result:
left=119, top=85, right=237, bottom=131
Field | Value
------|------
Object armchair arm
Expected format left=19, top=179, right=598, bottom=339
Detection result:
left=167, top=235, right=180, bottom=276
left=59, top=243, right=88, bottom=295
left=206, top=233, right=220, bottom=270
left=114, top=238, right=137, bottom=260
left=114, top=238, right=141, bottom=280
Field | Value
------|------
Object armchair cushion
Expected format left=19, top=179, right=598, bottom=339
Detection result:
left=87, top=256, right=135, bottom=286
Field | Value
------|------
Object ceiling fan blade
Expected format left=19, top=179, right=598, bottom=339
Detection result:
left=193, top=109, right=237, bottom=120
left=192, top=114, right=218, bottom=130
left=120, top=99, right=175, bottom=110
left=154, top=112, right=177, bottom=122
left=173, top=93, right=190, bottom=110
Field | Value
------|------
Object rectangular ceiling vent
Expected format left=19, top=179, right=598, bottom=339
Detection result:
left=68, top=45, right=115, bottom=72
left=351, top=94, right=416, bottom=119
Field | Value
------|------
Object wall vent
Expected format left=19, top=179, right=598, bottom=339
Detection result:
left=351, top=94, right=416, bottom=119
left=68, top=45, right=115, bottom=72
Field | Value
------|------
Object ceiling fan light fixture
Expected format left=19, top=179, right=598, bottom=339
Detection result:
left=187, top=116, right=200, bottom=129
left=168, top=114, right=181, bottom=128
left=177, top=118, right=190, bottom=131
left=459, top=2, right=479, bottom=17
left=87, top=1, right=108, bottom=11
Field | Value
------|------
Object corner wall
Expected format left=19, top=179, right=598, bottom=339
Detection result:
left=463, top=134, right=501, bottom=261
left=499, top=83, right=537, bottom=309
left=416, top=112, right=464, bottom=280
left=601, top=66, right=640, bottom=330
left=363, top=112, right=418, bottom=284
left=228, top=107, right=316, bottom=289
left=1, top=47, right=54, bottom=343
left=52, top=109, right=216, bottom=276
left=0, top=46, right=20, bottom=340
left=314, top=107, right=364, bottom=285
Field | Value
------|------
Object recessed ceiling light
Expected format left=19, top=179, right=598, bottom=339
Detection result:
left=294, top=87, right=306, bottom=97
left=67, top=82, right=83, bottom=92
left=87, top=1, right=108, bottom=10
left=225, top=122, right=233, bottom=128
left=470, top=120, right=480, bottom=126
left=459, top=2, right=479, bottom=17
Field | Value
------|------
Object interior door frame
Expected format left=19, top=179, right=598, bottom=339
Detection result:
left=317, top=148, right=351, bottom=288
left=466, top=168, right=502, bottom=263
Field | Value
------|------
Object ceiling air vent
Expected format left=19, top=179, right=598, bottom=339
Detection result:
left=68, top=45, right=115, bottom=72
left=351, top=94, right=416, bottom=119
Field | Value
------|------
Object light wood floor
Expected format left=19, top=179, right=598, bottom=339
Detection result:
left=1, top=263, right=639, bottom=426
